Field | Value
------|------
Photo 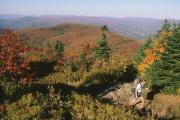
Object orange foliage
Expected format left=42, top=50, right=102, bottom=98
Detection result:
left=138, top=31, right=171, bottom=77
left=18, top=24, right=141, bottom=60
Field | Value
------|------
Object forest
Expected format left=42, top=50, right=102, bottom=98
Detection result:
left=0, top=19, right=180, bottom=120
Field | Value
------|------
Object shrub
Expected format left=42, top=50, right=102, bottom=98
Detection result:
left=42, top=55, right=136, bottom=88
left=0, top=30, right=31, bottom=83
left=5, top=93, right=41, bottom=120
left=71, top=92, right=141, bottom=120
left=0, top=80, right=25, bottom=103
left=4, top=89, right=65, bottom=119
left=42, top=69, right=88, bottom=87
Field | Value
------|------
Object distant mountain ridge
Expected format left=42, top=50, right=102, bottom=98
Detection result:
left=0, top=14, right=179, bottom=39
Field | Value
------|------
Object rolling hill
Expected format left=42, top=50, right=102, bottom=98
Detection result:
left=17, top=24, right=142, bottom=59
left=1, top=15, right=179, bottom=39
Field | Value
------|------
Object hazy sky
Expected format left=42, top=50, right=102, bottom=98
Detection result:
left=0, top=0, right=180, bottom=19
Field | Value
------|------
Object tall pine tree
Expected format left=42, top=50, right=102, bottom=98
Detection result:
left=133, top=36, right=152, bottom=67
left=161, top=19, right=171, bottom=31
left=146, top=27, right=180, bottom=94
left=95, top=25, right=111, bottom=60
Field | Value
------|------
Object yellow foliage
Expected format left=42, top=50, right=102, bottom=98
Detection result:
left=6, top=93, right=41, bottom=120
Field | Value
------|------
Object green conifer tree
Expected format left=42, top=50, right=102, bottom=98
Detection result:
left=146, top=27, right=180, bottom=94
left=55, top=40, right=64, bottom=56
left=94, top=37, right=111, bottom=60
left=161, top=19, right=171, bottom=31
left=95, top=25, right=111, bottom=61
left=133, top=36, right=152, bottom=67
left=101, top=25, right=109, bottom=40
left=101, top=25, right=109, bottom=33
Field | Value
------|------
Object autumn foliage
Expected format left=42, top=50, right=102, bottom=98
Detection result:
left=134, top=20, right=180, bottom=94
left=138, top=31, right=171, bottom=77
left=0, top=30, right=31, bottom=83
left=18, top=24, right=141, bottom=60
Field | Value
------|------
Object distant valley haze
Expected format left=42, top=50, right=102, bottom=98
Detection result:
left=0, top=0, right=180, bottom=39
left=0, top=14, right=179, bottom=39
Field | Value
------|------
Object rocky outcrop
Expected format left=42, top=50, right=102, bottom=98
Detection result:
left=100, top=82, right=148, bottom=110
left=99, top=81, right=180, bottom=119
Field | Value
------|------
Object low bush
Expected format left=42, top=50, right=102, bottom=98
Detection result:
left=41, top=55, right=136, bottom=87
left=3, top=88, right=67, bottom=120
left=71, top=92, right=142, bottom=120
left=0, top=80, right=26, bottom=103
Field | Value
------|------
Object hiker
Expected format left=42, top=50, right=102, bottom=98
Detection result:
left=135, top=79, right=146, bottom=108
left=130, top=78, right=148, bottom=108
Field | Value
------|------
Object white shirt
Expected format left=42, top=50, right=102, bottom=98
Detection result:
left=136, top=83, right=143, bottom=93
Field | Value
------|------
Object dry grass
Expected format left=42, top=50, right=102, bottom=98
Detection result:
left=151, top=94, right=180, bottom=119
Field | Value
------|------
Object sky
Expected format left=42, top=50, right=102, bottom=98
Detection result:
left=0, top=0, right=180, bottom=19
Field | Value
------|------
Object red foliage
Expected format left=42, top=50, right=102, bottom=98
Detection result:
left=0, top=30, right=31, bottom=83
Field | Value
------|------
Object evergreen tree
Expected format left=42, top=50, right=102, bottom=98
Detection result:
left=178, top=23, right=180, bottom=29
left=146, top=28, right=180, bottom=94
left=94, top=37, right=111, bottom=60
left=101, top=25, right=109, bottom=40
left=161, top=19, right=171, bottom=31
left=172, top=21, right=177, bottom=30
left=133, top=36, right=152, bottom=67
left=95, top=25, right=111, bottom=61
left=55, top=40, right=64, bottom=56
left=155, top=19, right=171, bottom=37
left=101, top=25, right=109, bottom=33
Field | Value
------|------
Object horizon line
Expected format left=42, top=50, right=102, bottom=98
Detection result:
left=0, top=14, right=179, bottom=20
